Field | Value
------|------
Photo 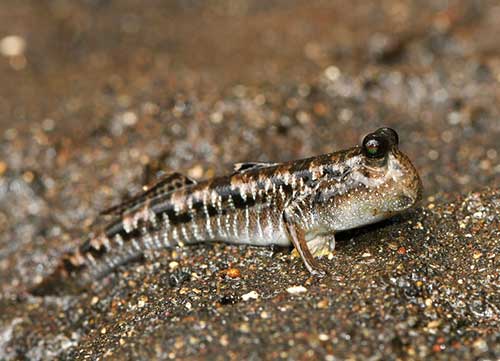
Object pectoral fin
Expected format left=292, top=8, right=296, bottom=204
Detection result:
left=291, top=233, right=335, bottom=258
left=283, top=211, right=326, bottom=276
left=309, top=233, right=336, bottom=257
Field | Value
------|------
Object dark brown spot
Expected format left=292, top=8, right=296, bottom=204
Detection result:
left=324, top=166, right=342, bottom=179
left=79, top=240, right=107, bottom=259
left=232, top=192, right=256, bottom=209
left=271, top=177, right=293, bottom=195
left=295, top=169, right=316, bottom=187
left=105, top=219, right=143, bottom=240
left=192, top=200, right=220, bottom=217
left=164, top=208, right=193, bottom=224
left=288, top=158, right=310, bottom=173
left=63, top=258, right=85, bottom=273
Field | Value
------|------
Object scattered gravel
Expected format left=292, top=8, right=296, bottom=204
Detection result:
left=0, top=1, right=499, bottom=360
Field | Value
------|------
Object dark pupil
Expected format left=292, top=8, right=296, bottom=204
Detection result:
left=366, top=140, right=379, bottom=155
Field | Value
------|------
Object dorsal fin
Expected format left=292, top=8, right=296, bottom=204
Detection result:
left=101, top=172, right=197, bottom=216
left=233, top=162, right=279, bottom=172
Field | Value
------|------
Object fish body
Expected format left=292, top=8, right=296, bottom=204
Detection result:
left=33, top=128, right=422, bottom=294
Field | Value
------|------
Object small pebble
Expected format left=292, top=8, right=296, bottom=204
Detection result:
left=324, top=65, right=341, bottom=81
left=0, top=35, right=26, bottom=57
left=241, top=291, right=259, bottom=301
left=137, top=295, right=148, bottom=308
left=318, top=334, right=329, bottom=341
left=316, top=299, right=329, bottom=309
left=219, top=335, right=229, bottom=347
left=286, top=285, right=308, bottom=295
left=225, top=268, right=241, bottom=278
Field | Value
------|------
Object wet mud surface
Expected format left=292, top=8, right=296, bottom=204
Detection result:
left=0, top=1, right=499, bottom=360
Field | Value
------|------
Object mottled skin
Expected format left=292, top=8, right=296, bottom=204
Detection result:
left=33, top=128, right=422, bottom=294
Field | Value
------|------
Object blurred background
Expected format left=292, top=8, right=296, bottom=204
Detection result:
left=0, top=0, right=499, bottom=359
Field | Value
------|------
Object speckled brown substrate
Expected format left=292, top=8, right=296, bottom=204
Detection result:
left=1, top=190, right=499, bottom=360
left=0, top=1, right=499, bottom=360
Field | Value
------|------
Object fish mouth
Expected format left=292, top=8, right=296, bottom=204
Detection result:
left=393, top=193, right=418, bottom=212
left=398, top=197, right=414, bottom=211
left=415, top=183, right=423, bottom=203
left=415, top=176, right=424, bottom=202
left=405, top=174, right=424, bottom=207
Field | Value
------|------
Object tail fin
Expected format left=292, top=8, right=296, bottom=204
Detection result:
left=30, top=209, right=159, bottom=296
left=29, top=245, right=146, bottom=296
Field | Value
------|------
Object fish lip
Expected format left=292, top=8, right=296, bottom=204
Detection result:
left=394, top=190, right=421, bottom=212
left=413, top=174, right=424, bottom=203
left=396, top=198, right=414, bottom=212
left=415, top=183, right=424, bottom=203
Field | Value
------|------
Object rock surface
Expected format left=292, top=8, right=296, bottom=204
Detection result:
left=0, top=1, right=499, bottom=360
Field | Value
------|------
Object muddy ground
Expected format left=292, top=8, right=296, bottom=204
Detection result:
left=0, top=0, right=499, bottom=360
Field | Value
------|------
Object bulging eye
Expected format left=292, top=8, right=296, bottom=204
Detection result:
left=377, top=127, right=399, bottom=146
left=362, top=134, right=389, bottom=158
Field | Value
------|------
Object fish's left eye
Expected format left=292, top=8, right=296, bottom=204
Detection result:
left=362, top=134, right=389, bottom=158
